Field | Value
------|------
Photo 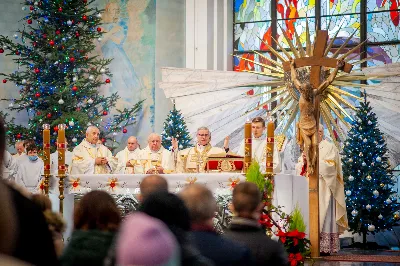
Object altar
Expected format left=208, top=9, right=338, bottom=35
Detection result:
left=48, top=173, right=309, bottom=240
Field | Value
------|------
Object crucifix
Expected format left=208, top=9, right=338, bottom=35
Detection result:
left=282, top=30, right=353, bottom=257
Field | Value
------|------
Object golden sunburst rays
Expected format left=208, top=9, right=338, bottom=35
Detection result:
left=233, top=18, right=396, bottom=143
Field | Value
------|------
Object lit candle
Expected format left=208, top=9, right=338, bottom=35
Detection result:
left=244, top=119, right=252, bottom=173
left=57, top=124, right=66, bottom=176
left=266, top=117, right=275, bottom=174
left=42, top=124, right=51, bottom=175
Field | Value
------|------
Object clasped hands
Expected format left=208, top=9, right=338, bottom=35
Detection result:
left=95, top=157, right=108, bottom=165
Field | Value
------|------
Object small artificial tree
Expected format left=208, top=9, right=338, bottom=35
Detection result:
left=342, top=94, right=400, bottom=245
left=161, top=104, right=192, bottom=150
left=0, top=0, right=143, bottom=150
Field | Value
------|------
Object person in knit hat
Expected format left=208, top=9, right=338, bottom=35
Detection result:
left=116, top=212, right=179, bottom=266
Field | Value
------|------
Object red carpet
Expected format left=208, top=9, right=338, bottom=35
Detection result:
left=324, top=254, right=400, bottom=263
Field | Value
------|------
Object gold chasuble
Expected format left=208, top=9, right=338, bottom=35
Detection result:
left=177, top=144, right=225, bottom=173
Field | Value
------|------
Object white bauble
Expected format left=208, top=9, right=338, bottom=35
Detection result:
left=351, top=210, right=358, bottom=216
left=67, top=20, right=72, bottom=26
left=386, top=198, right=392, bottom=204
left=72, top=76, right=78, bottom=82
left=345, top=190, right=352, bottom=196
left=373, top=190, right=379, bottom=197
left=72, top=137, right=77, bottom=143
left=21, top=79, right=27, bottom=84
left=68, top=121, right=74, bottom=127
left=378, top=214, right=383, bottom=219
left=366, top=175, right=372, bottom=181
left=348, top=175, right=354, bottom=181
left=58, top=99, right=64, bottom=105
left=100, top=68, right=106, bottom=74
left=368, top=225, right=375, bottom=232
left=366, top=204, right=371, bottom=210
left=87, top=98, right=93, bottom=104
left=89, top=75, right=94, bottom=80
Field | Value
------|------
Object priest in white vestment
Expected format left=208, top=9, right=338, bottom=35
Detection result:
left=177, top=127, right=229, bottom=173
left=12, top=141, right=25, bottom=158
left=16, top=142, right=44, bottom=193
left=114, top=136, right=141, bottom=174
left=237, top=117, right=282, bottom=173
left=70, top=126, right=118, bottom=174
left=50, top=141, right=73, bottom=175
left=2, top=151, right=20, bottom=182
left=296, top=125, right=348, bottom=254
left=135, top=133, right=177, bottom=174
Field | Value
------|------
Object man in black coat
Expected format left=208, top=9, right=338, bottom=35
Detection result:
left=224, top=182, right=288, bottom=266
left=179, top=184, right=255, bottom=266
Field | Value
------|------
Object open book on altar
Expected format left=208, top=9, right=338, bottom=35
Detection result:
left=205, top=152, right=244, bottom=172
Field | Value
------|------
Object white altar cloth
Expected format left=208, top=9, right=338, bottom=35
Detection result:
left=49, top=173, right=309, bottom=240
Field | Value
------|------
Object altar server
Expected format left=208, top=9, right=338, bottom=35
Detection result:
left=115, top=136, right=141, bottom=174
left=16, top=141, right=44, bottom=192
left=70, top=126, right=118, bottom=174
left=2, top=150, right=20, bottom=181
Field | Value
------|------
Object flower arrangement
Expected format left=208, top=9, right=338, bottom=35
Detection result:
left=246, top=161, right=311, bottom=265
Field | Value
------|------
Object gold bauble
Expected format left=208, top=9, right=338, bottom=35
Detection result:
left=380, top=183, right=385, bottom=187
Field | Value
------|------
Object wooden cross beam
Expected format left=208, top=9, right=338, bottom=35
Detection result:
left=282, top=30, right=353, bottom=258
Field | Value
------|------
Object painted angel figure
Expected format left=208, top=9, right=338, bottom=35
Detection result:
left=289, top=58, right=345, bottom=174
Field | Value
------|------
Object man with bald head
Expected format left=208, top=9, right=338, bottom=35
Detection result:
left=13, top=141, right=25, bottom=158
left=139, top=174, right=168, bottom=202
left=70, top=126, right=118, bottom=174
left=115, top=136, right=141, bottom=174
left=135, top=133, right=177, bottom=174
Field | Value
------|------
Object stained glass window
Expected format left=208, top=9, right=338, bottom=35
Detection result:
left=367, top=11, right=400, bottom=43
left=277, top=19, right=316, bottom=48
left=276, top=0, right=315, bottom=20
left=234, top=22, right=272, bottom=51
left=234, top=0, right=271, bottom=23
left=367, top=0, right=400, bottom=12
left=367, top=45, right=400, bottom=67
left=321, top=0, right=361, bottom=16
left=321, top=15, right=361, bottom=43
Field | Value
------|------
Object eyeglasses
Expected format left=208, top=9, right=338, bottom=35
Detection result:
left=198, top=134, right=209, bottom=137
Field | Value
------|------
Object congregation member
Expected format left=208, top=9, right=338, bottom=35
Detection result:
left=16, top=141, right=44, bottom=193
left=140, top=192, right=214, bottom=265
left=61, top=190, right=121, bottom=266
left=225, top=182, right=288, bottom=266
left=12, top=140, right=25, bottom=158
left=237, top=117, right=281, bottom=173
left=2, top=150, right=20, bottom=181
left=70, top=126, right=118, bottom=174
left=296, top=124, right=348, bottom=254
left=51, top=141, right=73, bottom=175
left=114, top=136, right=141, bottom=174
left=177, top=126, right=228, bottom=173
left=135, top=133, right=177, bottom=174
left=139, top=174, right=168, bottom=202
left=180, top=184, right=255, bottom=266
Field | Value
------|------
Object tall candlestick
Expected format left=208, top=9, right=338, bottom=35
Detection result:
left=244, top=119, right=252, bottom=173
left=42, top=124, right=51, bottom=195
left=266, top=118, right=275, bottom=174
left=57, top=124, right=66, bottom=214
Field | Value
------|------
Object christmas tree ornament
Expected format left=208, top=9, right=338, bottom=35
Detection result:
left=376, top=157, right=382, bottom=162
left=100, top=68, right=106, bottom=73
left=13, top=34, right=18, bottom=39
left=9, top=103, right=13, bottom=108
left=345, top=190, right=351, bottom=196
left=42, top=34, right=47, bottom=39
left=373, top=190, right=379, bottom=197
left=348, top=158, right=353, bottom=163
left=36, top=111, right=41, bottom=115
left=53, top=125, right=58, bottom=132
left=58, top=7, right=62, bottom=12
left=363, top=138, right=367, bottom=143
left=29, top=6, right=34, bottom=11
left=380, top=183, right=385, bottom=187
left=122, top=128, right=127, bottom=133
left=101, top=138, right=106, bottom=143
left=97, top=37, right=102, bottom=42
left=105, top=78, right=110, bottom=83
left=15, top=51, right=20, bottom=55
left=72, top=76, right=78, bottom=82
left=16, top=133, right=22, bottom=139
left=72, top=86, right=78, bottom=92
left=378, top=214, right=383, bottom=219
left=34, top=68, right=40, bottom=74
left=55, top=29, right=61, bottom=35
left=82, top=15, right=87, bottom=21
left=46, top=113, right=52, bottom=118
left=359, top=126, right=362, bottom=130
left=366, top=204, right=371, bottom=210
left=368, top=120, right=372, bottom=125
left=351, top=210, right=358, bottom=216
left=69, top=57, right=75, bottom=62
left=21, top=79, right=27, bottom=84
left=54, top=61, right=59, bottom=65
left=357, top=119, right=361, bottom=123
left=113, top=132, right=118, bottom=136
left=75, top=32, right=80, bottom=38
left=2, top=79, right=6, bottom=83
left=89, top=75, right=94, bottom=80
left=96, top=27, right=101, bottom=32
left=72, top=137, right=77, bottom=143
left=35, top=92, right=40, bottom=97
left=67, top=20, right=72, bottom=25
left=58, top=99, right=64, bottom=104
left=27, top=19, right=32, bottom=24
left=386, top=198, right=392, bottom=204
left=366, top=175, right=372, bottom=181
left=103, top=111, right=108, bottom=115
left=0, top=48, right=4, bottom=53
left=49, top=40, right=55, bottom=46
left=348, top=175, right=354, bottom=181
left=22, top=6, right=27, bottom=11
left=362, top=161, right=366, bottom=166
left=368, top=225, right=375, bottom=231
left=68, top=121, right=74, bottom=127
left=96, top=13, right=102, bottom=18
left=359, top=152, right=363, bottom=156
left=87, top=98, right=93, bottom=104
left=34, top=1, right=38, bottom=5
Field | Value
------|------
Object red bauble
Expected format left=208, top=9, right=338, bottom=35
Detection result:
left=47, top=113, right=52, bottom=118
left=16, top=133, right=22, bottom=139
left=34, top=68, right=40, bottom=74
left=33, top=42, right=37, bottom=47
left=35, top=92, right=40, bottom=97
left=58, top=7, right=62, bottom=12
left=30, top=6, right=34, bottom=10
left=75, top=32, right=80, bottom=37
left=101, top=138, right=106, bottom=143
left=55, top=30, right=61, bottom=35
left=72, top=86, right=78, bottom=92
left=82, top=15, right=87, bottom=21
left=53, top=126, right=58, bottom=132
left=69, top=57, right=75, bottom=62
left=27, top=19, right=32, bottom=24
left=2, top=79, right=7, bottom=83
left=105, top=78, right=110, bottom=83
left=49, top=40, right=55, bottom=46
left=83, top=0, right=87, bottom=3
left=36, top=111, right=41, bottom=115
left=103, top=111, right=108, bottom=116
left=96, top=27, right=102, bottom=32
left=0, top=48, right=4, bottom=53
left=42, top=34, right=47, bottom=39
left=123, top=128, right=127, bottom=133
left=246, top=89, right=254, bottom=96
left=15, top=51, right=20, bottom=55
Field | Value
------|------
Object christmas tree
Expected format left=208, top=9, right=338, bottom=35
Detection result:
left=342, top=93, right=399, bottom=244
left=161, top=104, right=192, bottom=150
left=0, top=0, right=143, bottom=150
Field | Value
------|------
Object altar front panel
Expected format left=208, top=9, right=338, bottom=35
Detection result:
left=50, top=173, right=309, bottom=239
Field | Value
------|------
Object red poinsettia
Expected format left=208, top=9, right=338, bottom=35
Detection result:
left=259, top=214, right=273, bottom=228
left=286, top=229, right=306, bottom=246
left=277, top=230, right=287, bottom=243
left=289, top=253, right=303, bottom=266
